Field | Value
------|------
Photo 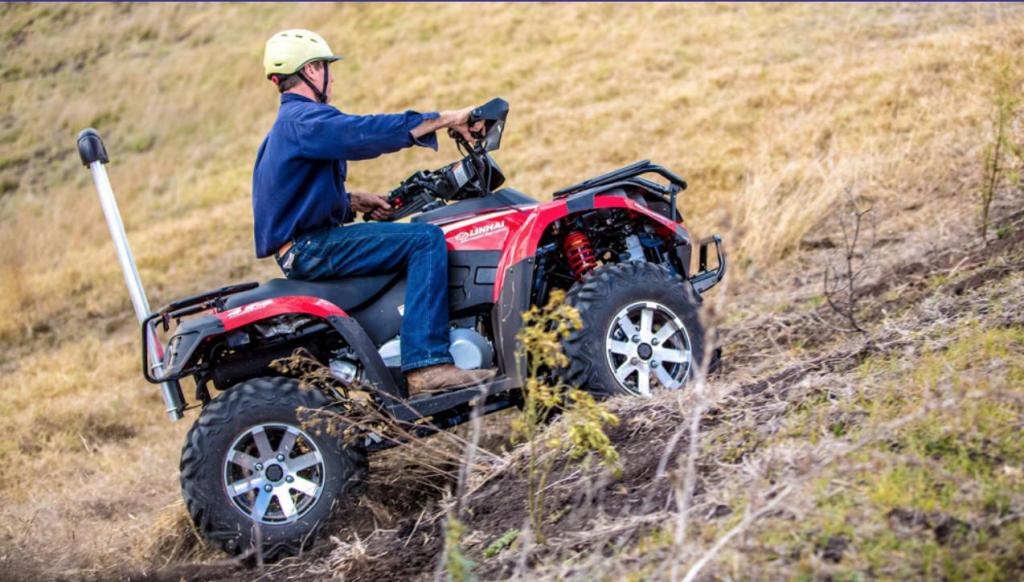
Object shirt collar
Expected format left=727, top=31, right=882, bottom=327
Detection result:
left=281, top=93, right=315, bottom=105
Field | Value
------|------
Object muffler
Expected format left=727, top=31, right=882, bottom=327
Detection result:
left=77, top=129, right=185, bottom=421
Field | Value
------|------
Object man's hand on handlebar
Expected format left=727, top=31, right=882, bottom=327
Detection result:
left=349, top=191, right=392, bottom=221
left=446, top=107, right=487, bottom=143
left=410, top=106, right=486, bottom=144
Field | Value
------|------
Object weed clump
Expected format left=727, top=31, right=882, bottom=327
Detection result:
left=513, top=289, right=620, bottom=543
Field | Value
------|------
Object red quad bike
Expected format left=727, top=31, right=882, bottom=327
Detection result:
left=77, top=98, right=725, bottom=560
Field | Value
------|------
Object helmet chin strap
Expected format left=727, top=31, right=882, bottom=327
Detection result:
left=297, top=63, right=329, bottom=103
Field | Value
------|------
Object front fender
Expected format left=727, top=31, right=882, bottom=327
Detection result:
left=494, top=193, right=692, bottom=300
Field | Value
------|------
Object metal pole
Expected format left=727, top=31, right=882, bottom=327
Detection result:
left=88, top=162, right=151, bottom=322
left=80, top=130, right=184, bottom=421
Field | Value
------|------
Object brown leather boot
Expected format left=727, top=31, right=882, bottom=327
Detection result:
left=406, top=365, right=497, bottom=397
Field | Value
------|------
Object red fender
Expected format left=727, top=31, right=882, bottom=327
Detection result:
left=491, top=196, right=690, bottom=300
left=212, top=296, right=348, bottom=331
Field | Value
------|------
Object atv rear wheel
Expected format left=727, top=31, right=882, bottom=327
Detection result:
left=179, top=376, right=367, bottom=562
left=561, top=262, right=705, bottom=398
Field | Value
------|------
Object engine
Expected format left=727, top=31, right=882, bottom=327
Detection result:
left=328, top=327, right=494, bottom=385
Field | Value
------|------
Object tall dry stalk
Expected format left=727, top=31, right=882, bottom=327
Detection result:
left=666, top=288, right=727, bottom=581
left=980, top=64, right=1019, bottom=245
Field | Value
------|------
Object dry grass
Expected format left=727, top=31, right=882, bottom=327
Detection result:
left=0, top=2, right=1022, bottom=577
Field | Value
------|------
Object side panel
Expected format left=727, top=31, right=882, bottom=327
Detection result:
left=442, top=208, right=532, bottom=252
left=492, top=257, right=534, bottom=383
left=448, top=250, right=502, bottom=315
left=349, top=279, right=406, bottom=345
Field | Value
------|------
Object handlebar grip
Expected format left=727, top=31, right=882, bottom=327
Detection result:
left=467, top=108, right=489, bottom=141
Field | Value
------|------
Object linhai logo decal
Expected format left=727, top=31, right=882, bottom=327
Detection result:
left=454, top=221, right=507, bottom=243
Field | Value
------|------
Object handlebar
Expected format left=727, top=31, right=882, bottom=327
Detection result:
left=364, top=98, right=509, bottom=222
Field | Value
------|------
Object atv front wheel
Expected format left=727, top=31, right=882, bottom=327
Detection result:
left=562, top=262, right=705, bottom=398
left=179, top=376, right=367, bottom=561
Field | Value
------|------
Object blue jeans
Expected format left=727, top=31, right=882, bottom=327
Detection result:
left=276, top=223, right=454, bottom=372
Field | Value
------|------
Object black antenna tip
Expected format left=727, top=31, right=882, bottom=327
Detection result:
left=77, top=128, right=109, bottom=166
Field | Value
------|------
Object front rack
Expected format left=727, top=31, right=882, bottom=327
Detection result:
left=553, top=160, right=688, bottom=220
left=553, top=160, right=687, bottom=198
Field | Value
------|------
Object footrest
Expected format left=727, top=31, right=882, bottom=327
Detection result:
left=388, top=375, right=511, bottom=422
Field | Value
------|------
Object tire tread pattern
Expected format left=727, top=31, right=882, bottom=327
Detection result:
left=179, top=376, right=367, bottom=562
left=560, top=262, right=704, bottom=398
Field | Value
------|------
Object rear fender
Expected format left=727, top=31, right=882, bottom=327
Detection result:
left=152, top=296, right=400, bottom=399
left=494, top=193, right=692, bottom=300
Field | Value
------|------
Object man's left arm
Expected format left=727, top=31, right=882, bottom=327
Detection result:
left=297, top=107, right=474, bottom=162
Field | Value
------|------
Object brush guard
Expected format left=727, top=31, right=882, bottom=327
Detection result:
left=78, top=128, right=186, bottom=421
left=690, top=235, right=726, bottom=294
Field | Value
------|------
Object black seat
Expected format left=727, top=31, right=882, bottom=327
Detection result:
left=221, top=273, right=400, bottom=312
left=411, top=188, right=536, bottom=224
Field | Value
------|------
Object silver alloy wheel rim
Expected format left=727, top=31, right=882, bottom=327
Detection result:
left=605, top=301, right=692, bottom=396
left=223, top=423, right=326, bottom=525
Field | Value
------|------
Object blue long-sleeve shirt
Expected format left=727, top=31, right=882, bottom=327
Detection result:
left=252, top=93, right=439, bottom=258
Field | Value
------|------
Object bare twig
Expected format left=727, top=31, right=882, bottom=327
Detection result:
left=454, top=389, right=487, bottom=517
left=823, top=187, right=876, bottom=333
left=681, top=485, right=793, bottom=582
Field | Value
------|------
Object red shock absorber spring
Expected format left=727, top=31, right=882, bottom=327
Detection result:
left=563, top=230, right=597, bottom=279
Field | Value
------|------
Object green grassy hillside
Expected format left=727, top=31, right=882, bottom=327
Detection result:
left=0, top=3, right=1021, bottom=578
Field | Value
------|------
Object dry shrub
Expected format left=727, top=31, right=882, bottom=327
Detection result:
left=141, top=502, right=218, bottom=567
left=513, top=290, right=620, bottom=543
left=272, top=349, right=504, bottom=486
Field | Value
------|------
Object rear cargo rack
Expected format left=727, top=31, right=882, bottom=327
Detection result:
left=141, top=281, right=260, bottom=384
left=163, top=281, right=260, bottom=314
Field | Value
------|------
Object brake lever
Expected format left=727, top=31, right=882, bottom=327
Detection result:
left=448, top=125, right=487, bottom=148
left=448, top=128, right=474, bottom=150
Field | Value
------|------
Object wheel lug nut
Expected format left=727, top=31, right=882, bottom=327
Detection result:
left=276, top=454, right=285, bottom=462
left=254, top=463, right=263, bottom=471
left=264, top=484, right=273, bottom=492
left=286, top=475, right=294, bottom=483
left=652, top=339, right=659, bottom=346
left=632, top=335, right=640, bottom=343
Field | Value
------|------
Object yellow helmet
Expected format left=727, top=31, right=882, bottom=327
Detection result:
left=263, top=29, right=341, bottom=78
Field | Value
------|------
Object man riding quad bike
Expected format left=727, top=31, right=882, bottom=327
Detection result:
left=76, top=29, right=725, bottom=561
